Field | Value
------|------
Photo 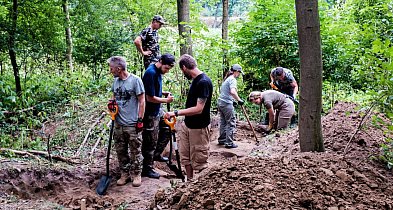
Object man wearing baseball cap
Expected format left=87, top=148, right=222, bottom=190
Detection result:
left=134, top=15, right=166, bottom=69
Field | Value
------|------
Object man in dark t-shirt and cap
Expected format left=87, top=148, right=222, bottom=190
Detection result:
left=134, top=15, right=166, bottom=69
left=164, top=54, right=213, bottom=181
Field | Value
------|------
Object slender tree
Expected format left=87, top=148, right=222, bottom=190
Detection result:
left=62, top=0, right=73, bottom=72
left=8, top=0, right=21, bottom=95
left=177, top=0, right=193, bottom=56
left=222, top=0, right=229, bottom=79
left=295, top=0, right=324, bottom=152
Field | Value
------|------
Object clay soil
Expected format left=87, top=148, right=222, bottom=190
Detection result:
left=1, top=102, right=392, bottom=210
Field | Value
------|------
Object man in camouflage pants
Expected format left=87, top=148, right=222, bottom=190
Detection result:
left=108, top=56, right=145, bottom=187
left=134, top=15, right=165, bottom=69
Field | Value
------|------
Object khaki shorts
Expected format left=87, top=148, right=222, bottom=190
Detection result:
left=178, top=122, right=210, bottom=171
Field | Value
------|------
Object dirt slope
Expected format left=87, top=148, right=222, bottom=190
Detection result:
left=153, top=102, right=393, bottom=210
left=0, top=102, right=392, bottom=209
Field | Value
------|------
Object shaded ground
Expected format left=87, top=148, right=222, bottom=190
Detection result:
left=0, top=102, right=392, bottom=209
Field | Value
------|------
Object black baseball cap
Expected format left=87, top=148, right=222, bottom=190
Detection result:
left=160, top=53, right=175, bottom=66
left=153, top=15, right=166, bottom=24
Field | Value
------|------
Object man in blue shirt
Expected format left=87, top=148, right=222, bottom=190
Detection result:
left=142, top=53, right=175, bottom=179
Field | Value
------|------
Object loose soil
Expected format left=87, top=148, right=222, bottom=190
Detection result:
left=0, top=102, right=392, bottom=210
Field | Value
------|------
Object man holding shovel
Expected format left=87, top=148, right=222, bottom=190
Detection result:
left=217, top=64, right=245, bottom=149
left=108, top=56, right=145, bottom=187
left=142, top=53, right=175, bottom=179
left=164, top=54, right=213, bottom=181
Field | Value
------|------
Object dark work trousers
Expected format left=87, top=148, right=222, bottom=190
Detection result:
left=142, top=115, right=159, bottom=170
left=154, top=117, right=171, bottom=158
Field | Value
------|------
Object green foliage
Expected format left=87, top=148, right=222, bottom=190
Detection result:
left=378, top=138, right=393, bottom=170
left=0, top=68, right=109, bottom=150
left=233, top=0, right=299, bottom=85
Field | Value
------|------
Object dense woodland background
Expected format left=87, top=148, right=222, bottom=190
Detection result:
left=0, top=0, right=392, bottom=167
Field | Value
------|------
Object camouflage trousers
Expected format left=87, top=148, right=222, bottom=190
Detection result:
left=113, top=123, right=143, bottom=175
left=154, top=118, right=172, bottom=158
left=143, top=55, right=159, bottom=69
left=142, top=115, right=159, bottom=169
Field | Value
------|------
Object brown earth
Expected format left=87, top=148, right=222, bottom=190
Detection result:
left=0, top=102, right=392, bottom=210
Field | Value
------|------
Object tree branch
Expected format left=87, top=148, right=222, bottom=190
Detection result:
left=75, top=112, right=106, bottom=157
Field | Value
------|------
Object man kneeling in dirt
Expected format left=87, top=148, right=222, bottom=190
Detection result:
left=248, top=90, right=295, bottom=133
left=108, top=56, right=145, bottom=187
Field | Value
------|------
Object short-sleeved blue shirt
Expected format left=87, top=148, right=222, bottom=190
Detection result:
left=142, top=64, right=162, bottom=116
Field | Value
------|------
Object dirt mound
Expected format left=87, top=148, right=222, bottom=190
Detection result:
left=153, top=102, right=393, bottom=209
left=155, top=154, right=393, bottom=209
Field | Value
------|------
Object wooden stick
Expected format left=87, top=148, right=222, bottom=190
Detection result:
left=90, top=135, right=102, bottom=156
left=80, top=198, right=86, bottom=210
left=0, top=148, right=78, bottom=164
left=75, top=112, right=106, bottom=157
left=2, top=101, right=51, bottom=115
left=47, top=135, right=52, bottom=163
left=240, top=105, right=259, bottom=143
left=344, top=103, right=377, bottom=155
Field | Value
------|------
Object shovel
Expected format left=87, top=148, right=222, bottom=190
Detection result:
left=240, top=105, right=259, bottom=143
left=96, top=101, right=118, bottom=195
left=164, top=116, right=185, bottom=182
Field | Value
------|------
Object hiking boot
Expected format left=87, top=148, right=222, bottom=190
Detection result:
left=132, top=175, right=142, bottom=187
left=225, top=143, right=238, bottom=149
left=116, top=172, right=130, bottom=186
left=218, top=141, right=225, bottom=145
left=142, top=168, right=160, bottom=179
left=153, top=155, right=169, bottom=162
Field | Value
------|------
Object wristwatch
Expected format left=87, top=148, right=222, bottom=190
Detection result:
left=174, top=110, right=179, bottom=117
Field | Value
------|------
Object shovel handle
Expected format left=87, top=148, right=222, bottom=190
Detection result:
left=164, top=116, right=176, bottom=131
left=241, top=105, right=259, bottom=143
left=108, top=105, right=118, bottom=121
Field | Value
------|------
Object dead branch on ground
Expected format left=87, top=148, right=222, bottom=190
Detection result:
left=2, top=101, right=51, bottom=115
left=0, top=148, right=78, bottom=164
left=75, top=112, right=106, bottom=157
left=344, top=103, right=377, bottom=155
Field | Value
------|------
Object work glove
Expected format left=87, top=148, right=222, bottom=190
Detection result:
left=259, top=123, right=274, bottom=134
left=136, top=118, right=143, bottom=133
left=107, top=100, right=117, bottom=111
left=238, top=99, right=244, bottom=106
left=270, top=82, right=278, bottom=90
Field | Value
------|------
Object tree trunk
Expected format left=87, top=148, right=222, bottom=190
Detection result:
left=177, top=0, right=193, bottom=56
left=9, top=0, right=21, bottom=95
left=62, top=0, right=73, bottom=72
left=222, top=0, right=229, bottom=80
left=295, top=0, right=324, bottom=152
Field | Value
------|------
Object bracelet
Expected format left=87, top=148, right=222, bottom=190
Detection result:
left=137, top=117, right=143, bottom=122
left=174, top=110, right=179, bottom=117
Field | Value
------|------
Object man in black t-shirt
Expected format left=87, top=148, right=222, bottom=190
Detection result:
left=164, top=54, right=213, bottom=181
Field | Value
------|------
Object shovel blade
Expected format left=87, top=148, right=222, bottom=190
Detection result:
left=96, top=175, right=112, bottom=195
left=168, top=164, right=185, bottom=180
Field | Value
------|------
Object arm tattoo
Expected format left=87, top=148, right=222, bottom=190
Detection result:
left=197, top=98, right=207, bottom=105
